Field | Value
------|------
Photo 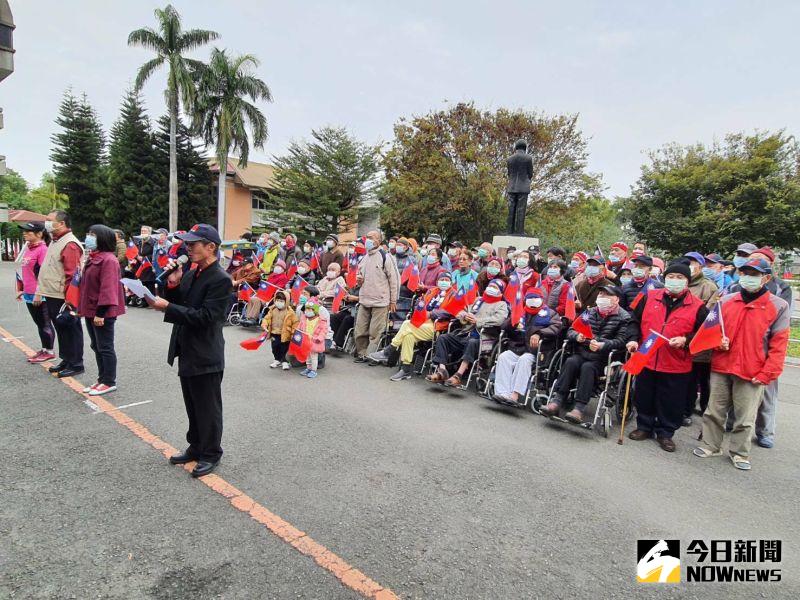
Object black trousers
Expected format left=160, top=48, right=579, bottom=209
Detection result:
left=271, top=337, right=289, bottom=362
left=555, top=354, right=602, bottom=409
left=684, top=361, right=711, bottom=417
left=635, top=368, right=690, bottom=438
left=506, top=191, right=529, bottom=234
left=84, top=317, right=117, bottom=385
left=179, top=371, right=224, bottom=463
left=45, top=297, right=84, bottom=368
left=433, top=333, right=481, bottom=367
left=26, top=301, right=55, bottom=350
left=331, top=310, right=354, bottom=347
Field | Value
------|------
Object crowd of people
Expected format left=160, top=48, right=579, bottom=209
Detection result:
left=12, top=212, right=792, bottom=472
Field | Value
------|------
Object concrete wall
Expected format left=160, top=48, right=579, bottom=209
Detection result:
left=223, top=178, right=253, bottom=240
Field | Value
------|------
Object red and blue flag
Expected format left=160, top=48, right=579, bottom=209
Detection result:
left=65, top=268, right=81, bottom=307
left=288, top=329, right=312, bottom=362
left=564, top=283, right=577, bottom=321
left=125, top=240, right=139, bottom=261
left=410, top=295, right=429, bottom=328
left=401, top=262, right=420, bottom=292
left=629, top=280, right=657, bottom=311
left=571, top=311, right=594, bottom=340
left=689, top=302, right=724, bottom=354
left=290, top=276, right=309, bottom=305
left=240, top=330, right=269, bottom=351
left=256, top=281, right=277, bottom=303
left=332, top=283, right=346, bottom=313
left=623, top=331, right=667, bottom=375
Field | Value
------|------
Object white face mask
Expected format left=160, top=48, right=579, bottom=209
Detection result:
left=546, top=267, right=560, bottom=279
left=275, top=301, right=285, bottom=309
left=388, top=241, right=396, bottom=249
left=585, top=265, right=600, bottom=277
left=595, top=297, right=612, bottom=310
left=651, top=267, right=661, bottom=278
left=305, top=310, right=316, bottom=318
left=303, top=246, right=311, bottom=254
left=326, top=240, right=335, bottom=249
left=44, top=220, right=55, bottom=233
left=631, top=267, right=646, bottom=279
left=485, top=286, right=502, bottom=297
left=525, top=298, right=543, bottom=308
left=273, top=266, right=284, bottom=274
left=297, top=267, right=308, bottom=275
left=326, top=270, right=337, bottom=279
left=619, top=276, right=632, bottom=286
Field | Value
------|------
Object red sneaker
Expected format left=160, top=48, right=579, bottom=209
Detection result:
left=29, top=350, right=56, bottom=363
left=89, top=384, right=117, bottom=396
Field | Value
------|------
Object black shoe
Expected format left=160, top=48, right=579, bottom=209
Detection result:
left=169, top=451, right=197, bottom=465
left=48, top=361, right=67, bottom=373
left=191, top=460, right=219, bottom=477
left=353, top=356, right=366, bottom=363
left=57, top=367, right=85, bottom=378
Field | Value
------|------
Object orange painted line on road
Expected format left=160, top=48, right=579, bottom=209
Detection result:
left=0, top=323, right=399, bottom=600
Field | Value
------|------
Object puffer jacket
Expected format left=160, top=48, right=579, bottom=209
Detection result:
left=262, top=302, right=299, bottom=343
left=621, top=277, right=663, bottom=311
left=502, top=307, right=562, bottom=355
left=567, top=306, right=635, bottom=361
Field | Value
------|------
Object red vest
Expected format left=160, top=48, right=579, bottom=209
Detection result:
left=640, top=288, right=703, bottom=373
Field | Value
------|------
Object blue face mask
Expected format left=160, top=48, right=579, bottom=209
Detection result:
left=733, top=256, right=748, bottom=269
left=426, top=255, right=438, bottom=265
left=84, top=235, right=97, bottom=251
left=365, top=239, right=375, bottom=251
left=701, top=267, right=716, bottom=280
left=585, top=265, right=600, bottom=277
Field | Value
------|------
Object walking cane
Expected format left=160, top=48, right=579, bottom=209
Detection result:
left=617, top=371, right=633, bottom=445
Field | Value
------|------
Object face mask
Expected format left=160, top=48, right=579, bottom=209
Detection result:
left=141, top=233, right=150, bottom=239
left=664, top=278, right=687, bottom=295
left=396, top=245, right=406, bottom=255
left=274, top=301, right=285, bottom=309
left=546, top=267, right=560, bottom=279
left=84, top=235, right=97, bottom=251
left=632, top=267, right=646, bottom=279
left=569, top=260, right=579, bottom=269
left=585, top=265, right=600, bottom=277
left=437, top=280, right=451, bottom=291
left=448, top=248, right=458, bottom=257
left=305, top=310, right=316, bottom=318
left=477, top=249, right=488, bottom=259
left=365, top=239, right=375, bottom=251
left=420, top=247, right=429, bottom=257
left=595, top=297, right=612, bottom=311
left=273, top=266, right=284, bottom=274
left=739, top=274, right=763, bottom=292
left=733, top=256, right=748, bottom=269
left=620, top=276, right=632, bottom=286
left=326, top=240, right=335, bottom=249
left=299, top=296, right=308, bottom=305
left=388, top=241, right=396, bottom=250
left=298, top=267, right=308, bottom=275
left=651, top=267, right=661, bottom=278
left=525, top=297, right=543, bottom=308
left=701, top=267, right=716, bottom=280
left=326, top=270, right=337, bottom=279
left=44, top=220, right=55, bottom=233
left=516, top=258, right=528, bottom=269
left=232, top=260, right=241, bottom=267
left=487, top=266, right=501, bottom=276
left=426, top=255, right=438, bottom=265
left=303, top=246, right=311, bottom=254
left=485, top=286, right=502, bottom=297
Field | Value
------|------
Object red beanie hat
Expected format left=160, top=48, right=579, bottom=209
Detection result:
left=611, top=242, right=629, bottom=254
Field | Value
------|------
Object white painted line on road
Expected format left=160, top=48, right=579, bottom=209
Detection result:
left=82, top=398, right=101, bottom=413
left=2, top=335, right=23, bottom=342
left=93, top=400, right=153, bottom=414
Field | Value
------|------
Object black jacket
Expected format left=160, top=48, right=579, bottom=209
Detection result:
left=567, top=306, right=635, bottom=361
left=136, top=238, right=156, bottom=283
left=502, top=309, right=563, bottom=355
left=621, top=278, right=663, bottom=311
left=164, top=261, right=232, bottom=377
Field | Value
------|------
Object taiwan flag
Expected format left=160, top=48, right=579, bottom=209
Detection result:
left=238, top=282, right=254, bottom=303
left=308, top=250, right=321, bottom=273
left=15, top=271, right=23, bottom=293
left=689, top=303, right=724, bottom=354
left=285, top=257, right=298, bottom=280
left=629, top=280, right=657, bottom=311
left=401, top=262, right=420, bottom=292
left=331, top=283, right=346, bottom=313
left=256, top=281, right=277, bottom=303
left=240, top=330, right=269, bottom=351
left=440, top=285, right=471, bottom=317
left=623, top=332, right=667, bottom=375
left=346, top=254, right=360, bottom=289
left=288, top=329, right=312, bottom=363
left=409, top=295, right=429, bottom=328
left=564, top=283, right=577, bottom=321
left=290, top=276, right=309, bottom=305
left=510, top=285, right=524, bottom=326
left=156, top=251, right=169, bottom=269
left=571, top=312, right=594, bottom=340
left=125, top=240, right=139, bottom=261
left=135, top=258, right=152, bottom=278
left=65, top=268, right=81, bottom=307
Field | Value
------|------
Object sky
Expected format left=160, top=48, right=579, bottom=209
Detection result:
left=1, top=0, right=798, bottom=198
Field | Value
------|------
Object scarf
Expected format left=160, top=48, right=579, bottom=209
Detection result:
left=481, top=290, right=503, bottom=303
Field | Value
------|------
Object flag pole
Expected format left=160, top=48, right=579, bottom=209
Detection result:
left=648, top=329, right=671, bottom=342
left=717, top=302, right=726, bottom=339
left=617, top=372, right=633, bottom=445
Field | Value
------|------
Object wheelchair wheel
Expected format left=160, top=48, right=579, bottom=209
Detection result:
left=228, top=313, right=241, bottom=326
left=602, top=409, right=611, bottom=437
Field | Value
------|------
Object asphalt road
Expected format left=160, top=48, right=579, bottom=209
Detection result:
left=1, top=262, right=799, bottom=599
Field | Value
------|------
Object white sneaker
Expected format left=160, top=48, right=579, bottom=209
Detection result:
left=270, top=360, right=281, bottom=368
left=89, top=384, right=117, bottom=396
left=83, top=383, right=99, bottom=393
left=281, top=362, right=290, bottom=370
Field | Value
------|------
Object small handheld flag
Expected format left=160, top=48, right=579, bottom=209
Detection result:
left=510, top=286, right=524, bottom=326
left=238, top=283, right=254, bottom=303
left=346, top=254, right=360, bottom=289
left=401, top=262, right=420, bottom=291
left=135, top=258, right=152, bottom=278
left=285, top=257, right=298, bottom=280
left=256, top=281, right=278, bottom=303
left=288, top=329, right=312, bottom=363
left=240, top=330, right=269, bottom=351
left=629, top=280, right=656, bottom=311
left=689, top=303, right=724, bottom=354
left=308, top=250, right=321, bottom=273
left=565, top=283, right=577, bottom=321
left=409, top=295, right=429, bottom=328
left=622, top=331, right=667, bottom=375
left=290, top=276, right=309, bottom=305
left=331, top=283, right=346, bottom=313
left=571, top=312, right=594, bottom=340
left=125, top=241, right=139, bottom=261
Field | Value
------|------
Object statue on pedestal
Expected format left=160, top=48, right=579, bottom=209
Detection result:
left=505, top=139, right=534, bottom=235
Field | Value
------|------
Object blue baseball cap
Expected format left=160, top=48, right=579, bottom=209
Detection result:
left=684, top=252, right=706, bottom=266
left=176, top=224, right=222, bottom=245
left=740, top=258, right=772, bottom=274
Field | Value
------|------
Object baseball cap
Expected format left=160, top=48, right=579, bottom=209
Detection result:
left=740, top=258, right=772, bottom=274
left=597, top=285, right=622, bottom=298
left=704, top=253, right=724, bottom=264
left=631, top=255, right=653, bottom=267
left=736, top=242, right=758, bottom=256
left=176, top=224, right=222, bottom=245
left=18, top=221, right=45, bottom=232
left=684, top=252, right=706, bottom=266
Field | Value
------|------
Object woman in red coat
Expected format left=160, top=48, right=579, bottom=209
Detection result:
left=78, top=224, right=126, bottom=396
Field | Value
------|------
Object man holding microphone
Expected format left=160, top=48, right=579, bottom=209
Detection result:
left=146, top=224, right=232, bottom=477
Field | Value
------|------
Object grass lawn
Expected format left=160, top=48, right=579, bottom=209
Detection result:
left=789, top=325, right=800, bottom=359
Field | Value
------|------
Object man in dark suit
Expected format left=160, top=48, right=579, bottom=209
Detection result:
left=146, top=224, right=232, bottom=477
left=506, top=139, right=534, bottom=234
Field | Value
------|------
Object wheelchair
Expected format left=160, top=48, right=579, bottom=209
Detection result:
left=541, top=343, right=631, bottom=437
left=376, top=294, right=415, bottom=352
left=426, top=325, right=504, bottom=391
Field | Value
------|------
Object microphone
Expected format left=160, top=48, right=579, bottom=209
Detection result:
left=156, top=255, right=189, bottom=282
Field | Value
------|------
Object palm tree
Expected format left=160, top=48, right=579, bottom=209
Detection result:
left=193, top=48, right=272, bottom=238
left=128, top=4, right=218, bottom=232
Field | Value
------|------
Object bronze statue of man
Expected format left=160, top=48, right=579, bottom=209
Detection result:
left=506, top=139, right=534, bottom=234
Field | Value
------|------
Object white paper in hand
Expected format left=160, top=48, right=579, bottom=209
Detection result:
left=121, top=278, right=156, bottom=301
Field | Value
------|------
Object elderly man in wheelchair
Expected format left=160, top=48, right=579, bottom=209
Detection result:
left=539, top=286, right=635, bottom=424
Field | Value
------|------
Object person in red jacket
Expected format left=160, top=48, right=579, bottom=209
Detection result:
left=694, top=259, right=790, bottom=470
left=625, top=261, right=708, bottom=452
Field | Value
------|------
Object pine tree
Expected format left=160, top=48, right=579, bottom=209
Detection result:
left=104, top=90, right=162, bottom=234
left=50, top=90, right=107, bottom=236
left=153, top=115, right=215, bottom=228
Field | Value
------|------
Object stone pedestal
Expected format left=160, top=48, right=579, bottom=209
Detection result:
left=492, top=234, right=539, bottom=258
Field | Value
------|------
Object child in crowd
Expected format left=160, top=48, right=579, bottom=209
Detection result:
left=298, top=299, right=329, bottom=379
left=261, top=290, right=298, bottom=370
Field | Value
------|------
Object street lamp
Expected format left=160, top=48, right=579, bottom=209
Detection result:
left=0, top=1, right=13, bottom=83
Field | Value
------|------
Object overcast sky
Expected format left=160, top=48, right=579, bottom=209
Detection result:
left=1, top=0, right=798, bottom=198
